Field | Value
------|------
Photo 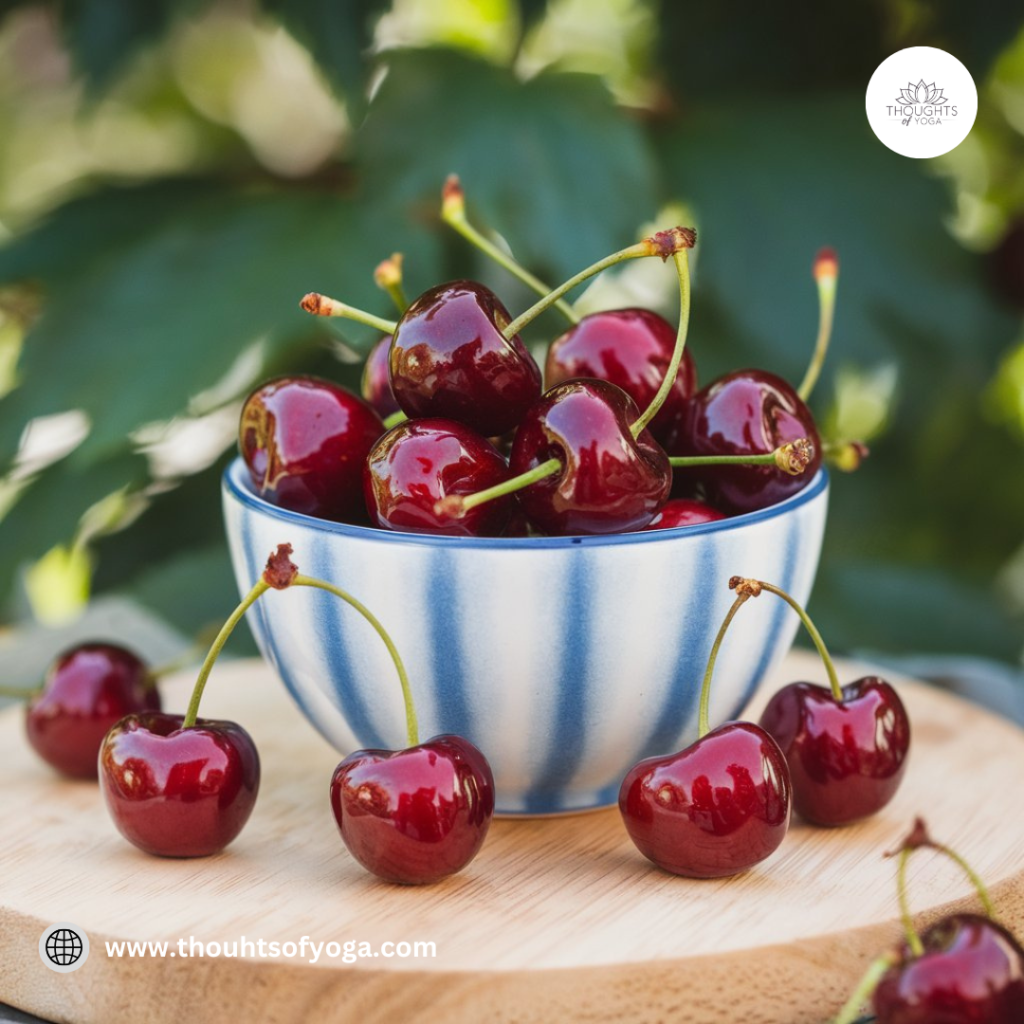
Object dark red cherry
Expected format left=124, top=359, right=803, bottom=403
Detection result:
left=239, top=376, right=383, bottom=523
left=26, top=643, right=159, bottom=779
left=641, top=498, right=725, bottom=531
left=389, top=281, right=542, bottom=436
left=330, top=735, right=495, bottom=885
left=545, top=308, right=697, bottom=444
left=676, top=369, right=821, bottom=514
left=873, top=914, right=1024, bottom=1023
left=363, top=419, right=513, bottom=536
left=508, top=379, right=671, bottom=535
left=99, top=712, right=260, bottom=858
left=361, top=336, right=401, bottom=419
left=759, top=677, right=910, bottom=826
left=618, top=722, right=791, bottom=878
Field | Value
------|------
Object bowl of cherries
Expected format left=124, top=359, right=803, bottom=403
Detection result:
left=223, top=178, right=844, bottom=815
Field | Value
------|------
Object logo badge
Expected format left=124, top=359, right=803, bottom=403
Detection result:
left=866, top=46, right=977, bottom=158
left=39, top=923, right=90, bottom=973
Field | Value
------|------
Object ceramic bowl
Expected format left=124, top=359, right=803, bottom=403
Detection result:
left=223, top=458, right=828, bottom=814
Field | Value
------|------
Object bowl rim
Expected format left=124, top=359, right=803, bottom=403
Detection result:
left=224, top=457, right=828, bottom=550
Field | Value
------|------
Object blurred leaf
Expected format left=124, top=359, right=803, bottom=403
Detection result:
left=0, top=180, right=438, bottom=465
left=261, top=0, right=389, bottom=114
left=357, top=50, right=660, bottom=281
left=23, top=541, right=92, bottom=626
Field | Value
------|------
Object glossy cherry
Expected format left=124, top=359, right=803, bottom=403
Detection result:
left=508, top=380, right=671, bottom=535
left=545, top=309, right=697, bottom=444
left=675, top=369, right=821, bottom=513
left=239, top=376, right=383, bottom=523
left=641, top=498, right=725, bottom=531
left=25, top=643, right=159, bottom=779
left=363, top=418, right=513, bottom=536
left=360, top=336, right=401, bottom=419
left=99, top=712, right=259, bottom=857
left=331, top=735, right=495, bottom=885
left=619, top=584, right=792, bottom=877
left=389, top=281, right=542, bottom=437
left=873, top=914, right=1024, bottom=1022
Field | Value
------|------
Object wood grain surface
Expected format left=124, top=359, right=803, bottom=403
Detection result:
left=1, top=651, right=1022, bottom=1024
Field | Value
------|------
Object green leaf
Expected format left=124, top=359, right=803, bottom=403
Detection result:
left=357, top=50, right=660, bottom=281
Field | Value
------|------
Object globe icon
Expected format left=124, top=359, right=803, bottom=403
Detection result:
left=45, top=928, right=83, bottom=966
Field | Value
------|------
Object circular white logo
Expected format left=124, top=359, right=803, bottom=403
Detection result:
left=39, top=922, right=90, bottom=973
left=865, top=46, right=977, bottom=159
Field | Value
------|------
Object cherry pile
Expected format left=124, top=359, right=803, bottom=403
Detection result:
left=239, top=177, right=847, bottom=538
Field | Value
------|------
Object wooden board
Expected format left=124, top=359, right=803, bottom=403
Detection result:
left=2, top=651, right=1023, bottom=1024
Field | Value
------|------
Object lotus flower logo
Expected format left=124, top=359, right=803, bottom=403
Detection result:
left=896, top=80, right=947, bottom=106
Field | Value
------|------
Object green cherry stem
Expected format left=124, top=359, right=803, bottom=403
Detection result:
left=382, top=410, right=408, bottom=430
left=435, top=457, right=561, bottom=519
left=0, top=683, right=42, bottom=699
left=832, top=954, right=897, bottom=1024
left=669, top=438, right=814, bottom=475
left=797, top=247, right=839, bottom=402
left=374, top=253, right=408, bottom=314
left=631, top=247, right=692, bottom=438
left=300, top=293, right=398, bottom=335
left=698, top=590, right=752, bottom=737
left=442, top=175, right=578, bottom=325
left=500, top=226, right=696, bottom=342
left=180, top=545, right=419, bottom=747
left=729, top=576, right=842, bottom=701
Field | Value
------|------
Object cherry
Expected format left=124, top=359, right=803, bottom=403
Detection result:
left=669, top=249, right=837, bottom=513
left=331, top=735, right=494, bottom=885
left=21, top=643, right=159, bottom=779
left=675, top=369, right=822, bottom=513
left=239, top=376, right=383, bottom=523
left=740, top=577, right=911, bottom=826
left=619, top=585, right=791, bottom=877
left=99, top=712, right=260, bottom=857
left=545, top=308, right=698, bottom=444
left=641, top=497, right=725, bottom=531
left=360, top=335, right=401, bottom=420
left=835, top=819, right=1024, bottom=1024
left=364, top=418, right=513, bottom=536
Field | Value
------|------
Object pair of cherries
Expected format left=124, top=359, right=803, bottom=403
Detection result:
left=241, top=178, right=838, bottom=539
left=620, top=576, right=911, bottom=878
left=834, top=819, right=1024, bottom=1022
left=93, top=544, right=493, bottom=883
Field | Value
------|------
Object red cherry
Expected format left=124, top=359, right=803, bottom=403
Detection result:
left=545, top=308, right=697, bottom=444
left=389, top=281, right=542, bottom=437
left=760, top=677, right=910, bottom=826
left=363, top=419, right=513, bottom=536
left=619, top=722, right=791, bottom=878
left=26, top=643, right=159, bottom=779
left=508, top=379, right=671, bottom=535
left=874, top=914, right=1024, bottom=1022
left=361, top=336, right=401, bottom=419
left=676, top=369, right=821, bottom=514
left=641, top=498, right=725, bottom=531
left=330, top=734, right=495, bottom=885
left=99, top=712, right=260, bottom=857
left=239, top=376, right=383, bottom=523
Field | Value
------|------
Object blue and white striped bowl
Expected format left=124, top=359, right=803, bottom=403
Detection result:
left=223, top=458, right=828, bottom=815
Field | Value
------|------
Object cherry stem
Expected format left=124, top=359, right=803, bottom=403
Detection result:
left=698, top=592, right=751, bottom=738
left=733, top=578, right=842, bottom=701
left=631, top=248, right=691, bottom=437
left=374, top=253, right=408, bottom=314
left=797, top=249, right=838, bottom=402
left=0, top=683, right=42, bottom=699
left=832, top=954, right=896, bottom=1024
left=437, top=457, right=561, bottom=518
left=500, top=226, right=695, bottom=341
left=182, top=579, right=270, bottom=729
left=292, top=575, right=418, bottom=747
left=668, top=438, right=815, bottom=476
left=441, top=176, right=578, bottom=325
left=382, top=410, right=408, bottom=430
left=299, top=293, right=398, bottom=335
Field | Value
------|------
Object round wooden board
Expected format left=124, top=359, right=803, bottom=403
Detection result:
left=2, top=651, right=1023, bottom=1024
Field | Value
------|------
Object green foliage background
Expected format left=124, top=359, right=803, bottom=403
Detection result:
left=0, top=0, right=1022, bottom=664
